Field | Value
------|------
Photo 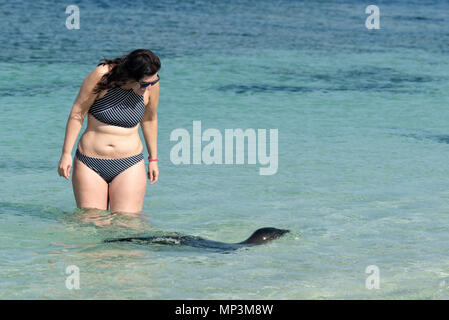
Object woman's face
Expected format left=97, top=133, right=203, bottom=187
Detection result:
left=127, top=73, right=159, bottom=96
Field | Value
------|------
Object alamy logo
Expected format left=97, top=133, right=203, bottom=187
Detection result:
left=65, top=265, right=80, bottom=290
left=65, top=5, right=80, bottom=30
left=170, top=121, right=278, bottom=175
left=365, top=265, right=380, bottom=289
left=365, top=5, right=380, bottom=29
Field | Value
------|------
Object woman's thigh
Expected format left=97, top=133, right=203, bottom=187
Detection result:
left=72, top=157, right=109, bottom=210
left=108, top=160, right=147, bottom=213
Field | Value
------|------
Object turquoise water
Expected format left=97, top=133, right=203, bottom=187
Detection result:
left=2, top=0, right=449, bottom=299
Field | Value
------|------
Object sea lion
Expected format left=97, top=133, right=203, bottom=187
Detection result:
left=104, top=227, right=289, bottom=251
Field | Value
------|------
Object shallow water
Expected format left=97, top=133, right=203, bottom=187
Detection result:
left=1, top=0, right=449, bottom=299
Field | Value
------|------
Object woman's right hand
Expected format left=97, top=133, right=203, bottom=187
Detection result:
left=58, top=153, right=73, bottom=180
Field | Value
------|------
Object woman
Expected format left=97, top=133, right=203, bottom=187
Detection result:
left=57, top=49, right=161, bottom=214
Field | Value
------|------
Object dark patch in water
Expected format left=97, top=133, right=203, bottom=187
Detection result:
left=427, top=134, right=449, bottom=144
left=217, top=84, right=315, bottom=94
left=0, top=159, right=55, bottom=170
left=216, top=66, right=436, bottom=94
left=398, top=133, right=449, bottom=145
left=335, top=67, right=434, bottom=84
left=0, top=201, right=66, bottom=221
left=392, top=15, right=446, bottom=22
left=0, top=84, right=79, bottom=97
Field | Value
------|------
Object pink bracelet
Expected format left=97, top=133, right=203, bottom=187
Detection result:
left=148, top=157, right=158, bottom=162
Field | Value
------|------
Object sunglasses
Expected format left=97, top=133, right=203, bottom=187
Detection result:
left=139, top=74, right=160, bottom=89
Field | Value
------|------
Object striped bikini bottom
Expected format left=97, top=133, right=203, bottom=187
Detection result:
left=75, top=148, right=144, bottom=184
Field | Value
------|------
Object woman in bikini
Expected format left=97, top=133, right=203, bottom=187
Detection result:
left=57, top=49, right=161, bottom=214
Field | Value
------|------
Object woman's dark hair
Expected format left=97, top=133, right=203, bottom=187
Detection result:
left=93, top=49, right=161, bottom=94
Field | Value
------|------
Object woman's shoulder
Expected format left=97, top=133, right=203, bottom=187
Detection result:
left=87, top=63, right=115, bottom=92
left=93, top=63, right=114, bottom=77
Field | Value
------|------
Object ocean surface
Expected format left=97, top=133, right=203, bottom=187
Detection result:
left=1, top=0, right=449, bottom=299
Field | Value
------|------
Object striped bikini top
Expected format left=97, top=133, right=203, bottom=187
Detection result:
left=88, top=86, right=145, bottom=128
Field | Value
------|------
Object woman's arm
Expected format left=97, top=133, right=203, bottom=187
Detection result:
left=141, top=82, right=160, bottom=184
left=58, top=65, right=107, bottom=179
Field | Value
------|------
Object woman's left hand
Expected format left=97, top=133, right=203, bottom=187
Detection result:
left=148, top=161, right=159, bottom=184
